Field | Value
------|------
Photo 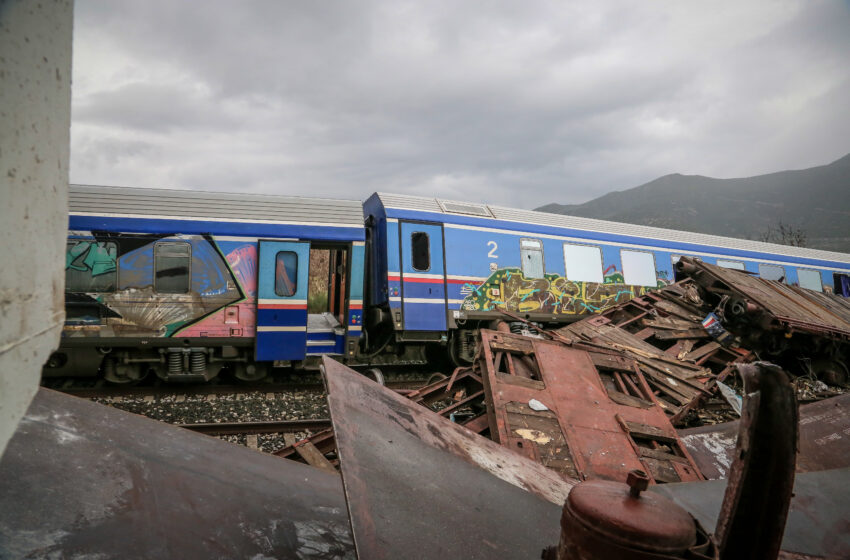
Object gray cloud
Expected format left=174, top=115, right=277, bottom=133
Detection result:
left=70, top=1, right=850, bottom=208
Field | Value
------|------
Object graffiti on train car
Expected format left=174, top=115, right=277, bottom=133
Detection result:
left=63, top=234, right=249, bottom=338
left=460, top=267, right=665, bottom=315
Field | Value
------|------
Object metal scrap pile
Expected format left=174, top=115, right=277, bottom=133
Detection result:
left=285, top=258, right=850, bottom=485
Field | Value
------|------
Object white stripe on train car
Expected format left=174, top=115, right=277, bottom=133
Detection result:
left=399, top=298, right=447, bottom=304
left=256, top=326, right=307, bottom=332
left=257, top=299, right=308, bottom=306
left=401, top=272, right=444, bottom=280
left=447, top=274, right=488, bottom=282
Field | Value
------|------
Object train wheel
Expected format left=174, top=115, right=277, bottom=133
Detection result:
left=102, top=359, right=146, bottom=384
left=232, top=362, right=268, bottom=382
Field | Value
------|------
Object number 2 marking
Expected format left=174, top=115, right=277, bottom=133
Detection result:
left=487, top=241, right=498, bottom=258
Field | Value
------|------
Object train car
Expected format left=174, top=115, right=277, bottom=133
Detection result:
left=363, top=192, right=850, bottom=364
left=49, top=185, right=366, bottom=382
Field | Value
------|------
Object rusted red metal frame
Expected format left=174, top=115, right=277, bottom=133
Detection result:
left=478, top=329, right=703, bottom=483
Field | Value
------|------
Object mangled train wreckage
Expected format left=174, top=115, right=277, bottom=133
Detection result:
left=6, top=228, right=850, bottom=557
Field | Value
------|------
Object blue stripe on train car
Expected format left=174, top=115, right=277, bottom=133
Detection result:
left=69, top=215, right=365, bottom=242
left=257, top=308, right=311, bottom=327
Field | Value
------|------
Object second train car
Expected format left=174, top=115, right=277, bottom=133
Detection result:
left=47, top=185, right=850, bottom=382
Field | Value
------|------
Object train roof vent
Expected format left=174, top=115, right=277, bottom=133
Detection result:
left=437, top=199, right=493, bottom=217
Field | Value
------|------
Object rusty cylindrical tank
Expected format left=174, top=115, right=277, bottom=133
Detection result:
left=555, top=470, right=716, bottom=560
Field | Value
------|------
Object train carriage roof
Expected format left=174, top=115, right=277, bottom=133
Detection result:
left=71, top=184, right=365, bottom=227
left=373, top=192, right=850, bottom=266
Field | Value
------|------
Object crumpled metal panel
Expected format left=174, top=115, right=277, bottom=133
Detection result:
left=655, top=468, right=850, bottom=559
left=478, top=330, right=703, bottom=483
left=321, top=357, right=573, bottom=560
left=0, top=388, right=354, bottom=559
left=679, top=257, right=850, bottom=339
left=680, top=393, right=850, bottom=479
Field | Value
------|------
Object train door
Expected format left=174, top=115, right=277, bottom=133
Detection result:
left=255, top=240, right=310, bottom=361
left=399, top=221, right=447, bottom=331
left=305, top=244, right=349, bottom=356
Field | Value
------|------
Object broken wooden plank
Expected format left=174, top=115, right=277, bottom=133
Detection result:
left=623, top=420, right=678, bottom=444
left=653, top=328, right=709, bottom=340
left=681, top=341, right=721, bottom=362
left=607, top=391, right=654, bottom=409
left=294, top=440, right=338, bottom=475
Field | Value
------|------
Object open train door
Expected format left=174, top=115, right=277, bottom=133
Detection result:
left=399, top=221, right=447, bottom=331
left=256, top=240, right=310, bottom=361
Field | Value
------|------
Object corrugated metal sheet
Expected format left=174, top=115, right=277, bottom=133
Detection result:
left=375, top=192, right=850, bottom=265
left=375, top=192, right=443, bottom=213
left=70, top=184, right=365, bottom=226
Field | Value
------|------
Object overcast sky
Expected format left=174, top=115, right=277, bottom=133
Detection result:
left=70, top=1, right=850, bottom=208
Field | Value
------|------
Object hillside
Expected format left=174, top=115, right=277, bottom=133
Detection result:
left=536, top=153, right=850, bottom=253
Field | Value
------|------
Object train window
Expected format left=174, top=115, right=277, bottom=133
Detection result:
left=835, top=273, right=850, bottom=297
left=621, top=250, right=657, bottom=287
left=758, top=263, right=785, bottom=282
left=671, top=255, right=701, bottom=265
left=155, top=242, right=191, bottom=294
left=275, top=251, right=298, bottom=296
left=411, top=232, right=430, bottom=271
left=717, top=259, right=746, bottom=271
left=520, top=238, right=545, bottom=278
left=798, top=269, right=823, bottom=292
left=65, top=240, right=118, bottom=293
left=563, top=243, right=603, bottom=283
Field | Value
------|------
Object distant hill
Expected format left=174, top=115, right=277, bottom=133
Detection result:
left=536, top=153, right=850, bottom=253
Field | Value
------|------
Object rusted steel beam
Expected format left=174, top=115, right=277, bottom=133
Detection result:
left=713, top=363, right=798, bottom=560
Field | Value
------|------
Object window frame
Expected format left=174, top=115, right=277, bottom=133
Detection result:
left=274, top=250, right=298, bottom=297
left=519, top=237, right=545, bottom=278
left=797, top=268, right=824, bottom=292
left=562, top=242, right=604, bottom=283
left=620, top=249, right=658, bottom=287
left=410, top=231, right=431, bottom=272
left=154, top=241, right=192, bottom=294
left=65, top=239, right=119, bottom=293
left=758, top=263, right=786, bottom=282
left=717, top=259, right=746, bottom=271
left=670, top=254, right=701, bottom=265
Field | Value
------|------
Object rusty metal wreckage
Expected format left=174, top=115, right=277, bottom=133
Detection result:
left=2, top=258, right=850, bottom=558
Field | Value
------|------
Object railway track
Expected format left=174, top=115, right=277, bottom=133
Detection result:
left=44, top=377, right=427, bottom=399
left=178, top=418, right=332, bottom=436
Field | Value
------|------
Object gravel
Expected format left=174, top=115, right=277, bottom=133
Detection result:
left=90, top=390, right=329, bottom=454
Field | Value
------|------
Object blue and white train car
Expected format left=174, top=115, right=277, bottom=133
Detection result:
left=364, top=192, right=850, bottom=363
left=57, top=185, right=366, bottom=382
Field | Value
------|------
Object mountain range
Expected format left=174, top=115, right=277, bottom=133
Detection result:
left=536, top=153, right=850, bottom=253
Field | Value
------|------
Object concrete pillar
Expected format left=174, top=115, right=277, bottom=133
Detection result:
left=0, top=0, right=74, bottom=457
